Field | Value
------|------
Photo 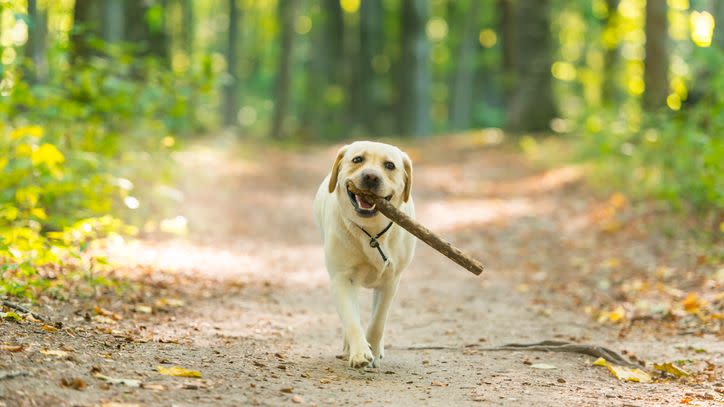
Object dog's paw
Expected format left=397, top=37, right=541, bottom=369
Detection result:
left=348, top=348, right=374, bottom=369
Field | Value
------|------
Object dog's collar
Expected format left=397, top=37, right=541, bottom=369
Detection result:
left=353, top=221, right=393, bottom=263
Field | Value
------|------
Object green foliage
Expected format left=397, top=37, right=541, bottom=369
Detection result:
left=0, top=36, right=213, bottom=298
left=573, top=50, right=724, bottom=214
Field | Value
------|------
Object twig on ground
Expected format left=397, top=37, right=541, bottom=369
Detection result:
left=392, top=340, right=638, bottom=367
left=2, top=299, right=48, bottom=322
left=346, top=181, right=485, bottom=276
left=0, top=371, right=31, bottom=380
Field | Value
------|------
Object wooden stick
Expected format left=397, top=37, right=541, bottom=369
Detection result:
left=2, top=299, right=48, bottom=322
left=346, top=181, right=484, bottom=276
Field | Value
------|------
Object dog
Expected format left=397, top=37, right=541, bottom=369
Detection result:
left=313, top=141, right=416, bottom=368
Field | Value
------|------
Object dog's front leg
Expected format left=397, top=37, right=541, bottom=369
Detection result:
left=366, top=277, right=400, bottom=367
left=330, top=274, right=373, bottom=368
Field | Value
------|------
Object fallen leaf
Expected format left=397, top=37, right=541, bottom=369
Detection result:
left=157, top=366, right=201, bottom=378
left=141, top=383, right=165, bottom=391
left=2, top=312, right=23, bottom=322
left=92, top=315, right=117, bottom=324
left=1, top=344, right=24, bottom=352
left=593, top=357, right=651, bottom=383
left=156, top=298, right=185, bottom=307
left=592, top=357, right=607, bottom=366
left=94, top=306, right=122, bottom=321
left=60, top=377, right=86, bottom=390
left=431, top=380, right=449, bottom=387
left=93, top=373, right=142, bottom=387
left=134, top=305, right=152, bottom=314
left=41, top=324, right=58, bottom=332
left=281, top=387, right=294, bottom=393
left=40, top=349, right=69, bottom=358
left=598, top=306, right=626, bottom=323
left=679, top=397, right=692, bottom=404
left=530, top=363, right=557, bottom=370
left=653, top=362, right=689, bottom=378
left=681, top=293, right=702, bottom=314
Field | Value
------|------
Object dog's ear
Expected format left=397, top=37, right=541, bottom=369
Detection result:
left=402, top=152, right=413, bottom=202
left=327, top=145, right=349, bottom=193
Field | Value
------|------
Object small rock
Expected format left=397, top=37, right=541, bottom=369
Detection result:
left=281, top=387, right=294, bottom=394
left=557, top=378, right=566, bottom=383
left=292, top=395, right=303, bottom=404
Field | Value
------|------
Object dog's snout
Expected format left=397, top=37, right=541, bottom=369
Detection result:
left=361, top=171, right=380, bottom=189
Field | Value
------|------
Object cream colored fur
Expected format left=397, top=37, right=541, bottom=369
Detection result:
left=313, top=141, right=416, bottom=368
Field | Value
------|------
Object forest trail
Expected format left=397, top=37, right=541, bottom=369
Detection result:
left=2, top=135, right=722, bottom=406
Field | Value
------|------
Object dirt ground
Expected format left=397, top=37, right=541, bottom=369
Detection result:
left=1, top=135, right=722, bottom=406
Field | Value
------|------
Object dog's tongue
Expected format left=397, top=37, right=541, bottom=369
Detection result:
left=355, top=194, right=374, bottom=210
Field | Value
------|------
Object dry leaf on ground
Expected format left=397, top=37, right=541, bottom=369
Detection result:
left=157, top=366, right=201, bottom=378
left=653, top=362, right=689, bottom=378
left=93, top=373, right=142, bottom=387
left=1, top=344, right=24, bottom=352
left=40, top=349, right=69, bottom=358
left=60, top=377, right=86, bottom=390
left=530, top=363, right=557, bottom=370
left=1, top=311, right=23, bottom=322
left=592, top=357, right=652, bottom=383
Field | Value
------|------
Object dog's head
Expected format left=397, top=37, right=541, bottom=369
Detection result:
left=328, top=141, right=412, bottom=219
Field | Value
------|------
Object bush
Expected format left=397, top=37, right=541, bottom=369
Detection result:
left=0, top=45, right=212, bottom=298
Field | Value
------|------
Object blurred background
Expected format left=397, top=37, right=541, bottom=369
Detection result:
left=0, top=0, right=722, bottom=296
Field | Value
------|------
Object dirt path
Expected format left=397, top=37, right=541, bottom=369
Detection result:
left=2, top=135, right=722, bottom=406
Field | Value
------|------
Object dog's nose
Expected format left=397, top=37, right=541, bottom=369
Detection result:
left=361, top=171, right=380, bottom=189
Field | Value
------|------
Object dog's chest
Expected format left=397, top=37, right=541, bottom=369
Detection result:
left=349, top=258, right=392, bottom=288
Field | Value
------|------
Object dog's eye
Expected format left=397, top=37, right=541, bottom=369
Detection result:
left=352, top=156, right=364, bottom=164
left=384, top=161, right=396, bottom=170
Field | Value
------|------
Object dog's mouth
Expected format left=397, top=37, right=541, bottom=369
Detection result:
left=346, top=185, right=392, bottom=217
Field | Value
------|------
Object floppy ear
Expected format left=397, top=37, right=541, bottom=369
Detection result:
left=402, top=152, right=413, bottom=202
left=327, top=145, right=348, bottom=193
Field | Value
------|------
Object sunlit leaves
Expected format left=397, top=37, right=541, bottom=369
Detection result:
left=689, top=11, right=714, bottom=47
left=157, top=366, right=201, bottom=378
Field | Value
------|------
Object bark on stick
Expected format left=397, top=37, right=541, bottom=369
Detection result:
left=347, top=181, right=484, bottom=276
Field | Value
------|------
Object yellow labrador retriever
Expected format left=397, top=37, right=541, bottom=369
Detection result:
left=313, top=141, right=416, bottom=368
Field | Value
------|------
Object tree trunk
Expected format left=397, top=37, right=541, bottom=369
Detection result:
left=602, top=0, right=620, bottom=104
left=222, top=0, right=240, bottom=127
left=449, top=0, right=480, bottom=131
left=71, top=0, right=102, bottom=64
left=25, top=0, right=48, bottom=83
left=505, top=0, right=556, bottom=133
left=269, top=0, right=297, bottom=139
left=102, top=0, right=125, bottom=43
left=124, top=0, right=169, bottom=63
left=359, top=0, right=383, bottom=133
left=399, top=0, right=431, bottom=137
left=498, top=0, right=516, bottom=105
left=715, top=0, right=724, bottom=51
left=643, top=0, right=668, bottom=110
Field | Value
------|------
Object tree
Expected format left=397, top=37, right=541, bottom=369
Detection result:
left=643, top=0, right=668, bottom=110
left=602, top=0, right=620, bottom=104
left=498, top=0, right=517, bottom=105
left=71, top=0, right=102, bottom=64
left=448, top=0, right=481, bottom=131
left=25, top=0, right=48, bottom=83
left=102, top=0, right=125, bottom=44
left=222, top=0, right=240, bottom=127
left=399, top=0, right=431, bottom=137
left=715, top=0, right=724, bottom=51
left=505, top=0, right=556, bottom=133
left=125, top=0, right=169, bottom=63
left=302, top=0, right=345, bottom=137
left=269, top=0, right=297, bottom=139
left=359, top=0, right=384, bottom=133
